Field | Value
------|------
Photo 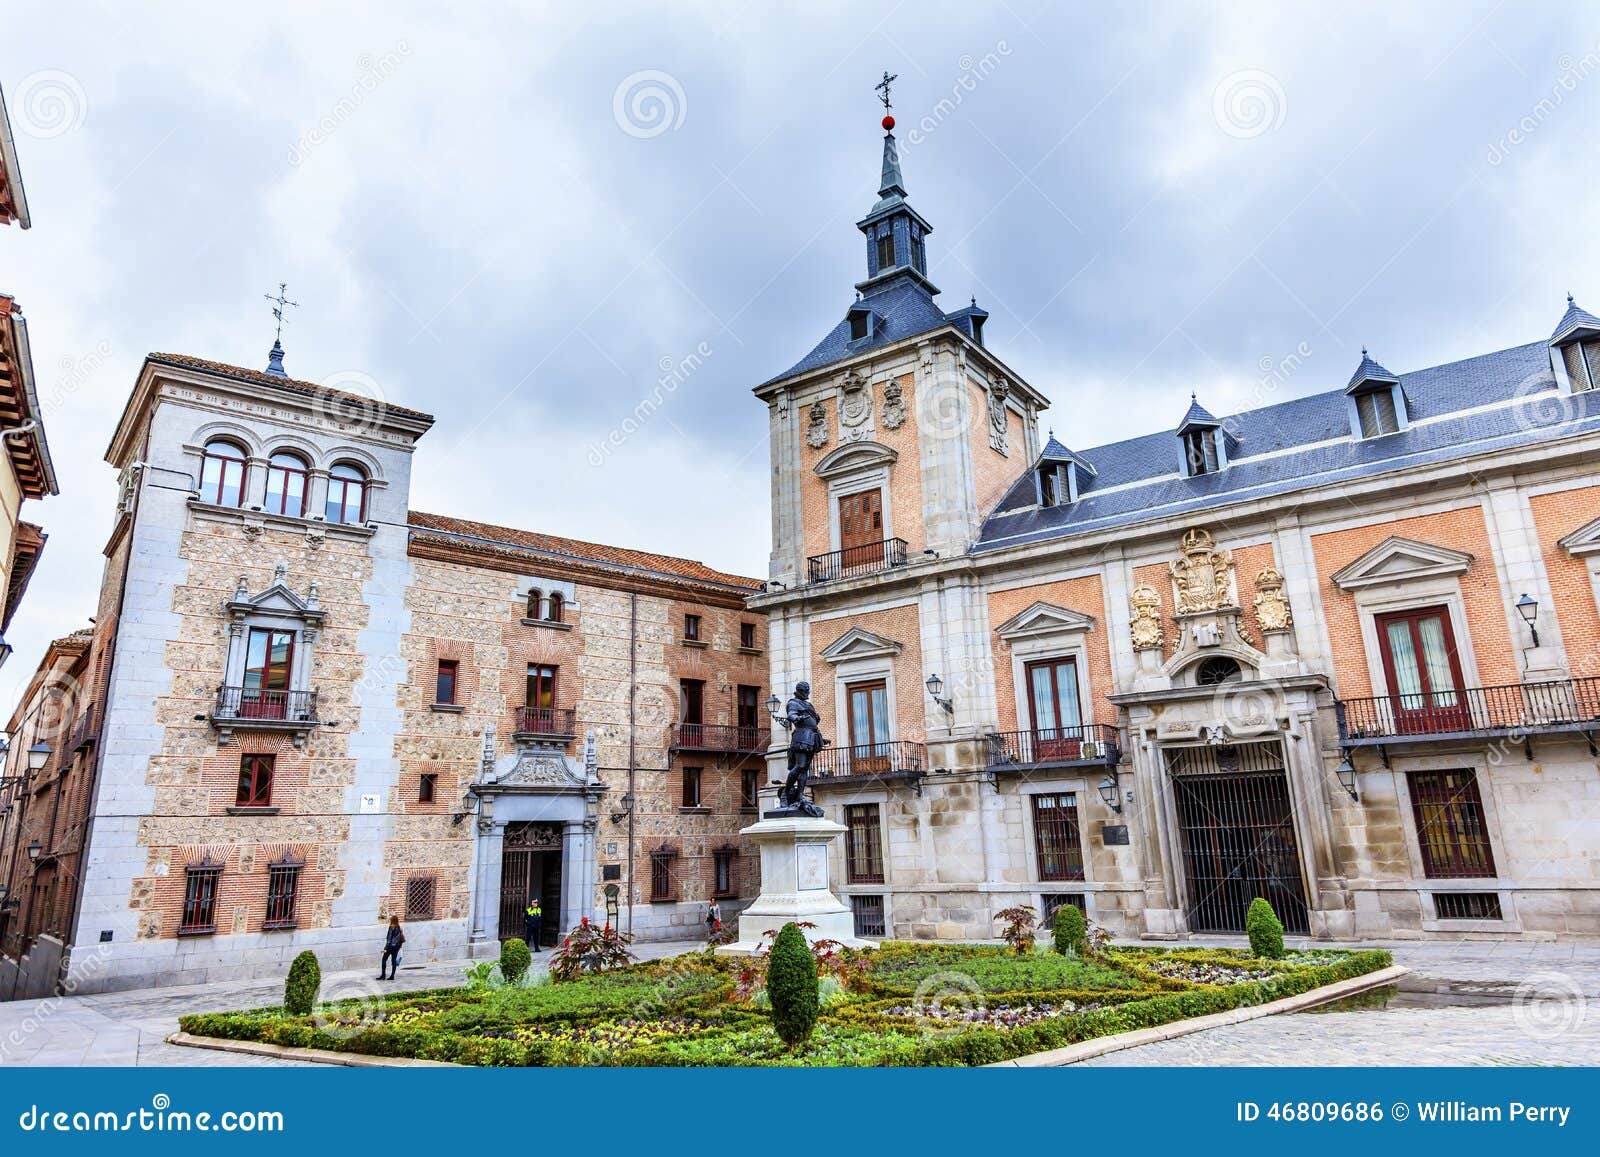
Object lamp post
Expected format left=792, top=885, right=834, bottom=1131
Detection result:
left=26, top=838, right=42, bottom=863
left=1515, top=593, right=1540, bottom=647
left=925, top=673, right=953, bottom=715
left=27, top=742, right=50, bottom=772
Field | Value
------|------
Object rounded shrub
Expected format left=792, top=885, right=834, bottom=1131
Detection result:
left=766, top=922, right=819, bottom=1049
left=1052, top=905, right=1089, bottom=957
left=284, top=950, right=321, bottom=1016
left=1245, top=897, right=1286, bottom=959
left=500, top=937, right=533, bottom=984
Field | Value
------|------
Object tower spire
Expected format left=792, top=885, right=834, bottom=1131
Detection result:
left=856, top=71, right=935, bottom=295
left=263, top=281, right=298, bottom=378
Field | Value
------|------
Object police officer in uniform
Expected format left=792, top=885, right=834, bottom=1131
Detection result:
left=523, top=897, right=543, bottom=951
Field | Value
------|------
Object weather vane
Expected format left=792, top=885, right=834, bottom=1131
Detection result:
left=264, top=282, right=299, bottom=343
left=875, top=70, right=897, bottom=114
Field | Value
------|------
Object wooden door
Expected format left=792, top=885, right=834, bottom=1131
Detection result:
left=837, top=489, right=884, bottom=571
left=1376, top=607, right=1469, bottom=734
left=1026, top=657, right=1083, bottom=760
left=846, top=680, right=891, bottom=774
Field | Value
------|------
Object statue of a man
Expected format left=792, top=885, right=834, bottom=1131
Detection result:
left=773, top=681, right=827, bottom=817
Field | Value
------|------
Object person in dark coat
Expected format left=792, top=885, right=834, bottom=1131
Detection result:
left=378, top=916, right=404, bottom=980
left=523, top=898, right=543, bottom=952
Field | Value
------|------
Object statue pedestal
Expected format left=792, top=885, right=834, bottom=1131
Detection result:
left=715, top=815, right=875, bottom=956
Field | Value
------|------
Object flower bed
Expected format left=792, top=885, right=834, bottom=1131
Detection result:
left=178, top=943, right=1392, bottom=1068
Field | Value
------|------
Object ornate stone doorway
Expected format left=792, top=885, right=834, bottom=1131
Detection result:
left=497, top=822, right=564, bottom=945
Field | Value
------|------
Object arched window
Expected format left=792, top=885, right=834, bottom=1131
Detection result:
left=199, top=439, right=249, bottom=508
left=1195, top=656, right=1243, bottom=686
left=526, top=589, right=543, bottom=620
left=546, top=592, right=563, bottom=623
left=263, top=451, right=309, bottom=517
left=325, top=462, right=368, bottom=525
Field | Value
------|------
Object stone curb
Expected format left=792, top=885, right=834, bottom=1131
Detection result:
left=985, top=963, right=1409, bottom=1067
left=165, top=1031, right=458, bottom=1067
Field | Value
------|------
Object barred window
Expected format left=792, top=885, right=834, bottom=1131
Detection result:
left=405, top=876, right=437, bottom=921
left=264, top=859, right=302, bottom=930
left=1032, top=792, right=1084, bottom=881
left=1408, top=770, right=1497, bottom=879
left=845, top=803, right=884, bottom=884
left=180, top=862, right=222, bottom=934
left=851, top=894, right=886, bottom=938
left=1041, top=893, right=1086, bottom=926
left=650, top=849, right=677, bottom=902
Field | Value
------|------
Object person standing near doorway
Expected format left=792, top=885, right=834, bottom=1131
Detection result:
left=378, top=915, right=404, bottom=980
left=523, top=897, right=543, bottom=952
left=705, top=898, right=722, bottom=939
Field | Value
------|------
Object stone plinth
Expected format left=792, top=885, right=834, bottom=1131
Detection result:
left=716, top=815, right=875, bottom=955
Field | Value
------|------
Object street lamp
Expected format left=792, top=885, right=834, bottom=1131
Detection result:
left=27, top=742, right=50, bottom=772
left=925, top=673, right=953, bottom=714
left=1098, top=774, right=1122, bottom=814
left=1335, top=756, right=1360, bottom=802
left=1515, top=593, right=1540, bottom=647
left=26, top=838, right=42, bottom=862
left=766, top=693, right=782, bottom=720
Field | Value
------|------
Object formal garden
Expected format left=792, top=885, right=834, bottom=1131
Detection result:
left=178, top=901, right=1391, bottom=1067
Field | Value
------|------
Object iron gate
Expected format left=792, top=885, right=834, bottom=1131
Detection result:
left=1168, top=744, right=1309, bottom=934
left=498, top=821, right=564, bottom=945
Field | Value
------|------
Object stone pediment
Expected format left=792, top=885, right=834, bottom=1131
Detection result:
left=812, top=440, right=897, bottom=480
left=820, top=627, right=902, bottom=664
left=1330, top=537, right=1473, bottom=591
left=224, top=563, right=326, bottom=625
left=483, top=750, right=589, bottom=792
left=993, top=601, right=1096, bottom=643
left=1558, top=515, right=1600, bottom=558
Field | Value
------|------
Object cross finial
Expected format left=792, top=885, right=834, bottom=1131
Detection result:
left=875, top=70, right=897, bottom=114
left=264, top=282, right=299, bottom=343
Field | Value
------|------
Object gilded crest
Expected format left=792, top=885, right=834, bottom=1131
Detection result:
left=1253, top=566, right=1293, bottom=632
left=1170, top=528, right=1235, bottom=614
left=1129, top=584, right=1164, bottom=652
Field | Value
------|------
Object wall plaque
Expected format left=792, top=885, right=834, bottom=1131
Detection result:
left=1101, top=824, right=1130, bottom=846
left=796, top=843, right=829, bottom=891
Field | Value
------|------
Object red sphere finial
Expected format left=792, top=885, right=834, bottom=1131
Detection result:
left=882, top=114, right=895, bottom=131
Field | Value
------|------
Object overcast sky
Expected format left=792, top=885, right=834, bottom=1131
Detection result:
left=1, top=2, right=1597, bottom=712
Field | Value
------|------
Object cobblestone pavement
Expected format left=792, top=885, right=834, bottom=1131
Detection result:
left=1075, top=937, right=1600, bottom=1067
left=0, top=939, right=706, bottom=1067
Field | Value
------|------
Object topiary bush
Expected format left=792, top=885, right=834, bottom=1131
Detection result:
left=766, top=922, right=819, bottom=1049
left=500, top=937, right=533, bottom=984
left=1052, top=905, right=1089, bottom=957
left=284, top=950, right=321, bottom=1016
left=1245, top=897, right=1286, bottom=959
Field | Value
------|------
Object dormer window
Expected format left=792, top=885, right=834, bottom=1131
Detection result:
left=1184, top=428, right=1220, bottom=476
left=875, top=228, right=895, bottom=271
left=1550, top=295, right=1600, bottom=392
left=1039, top=463, right=1073, bottom=507
left=1354, top=387, right=1400, bottom=437
left=849, top=310, right=870, bottom=341
left=1558, top=337, right=1600, bottom=391
left=971, top=315, right=985, bottom=346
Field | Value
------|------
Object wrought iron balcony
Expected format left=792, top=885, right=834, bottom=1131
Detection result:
left=807, top=537, right=909, bottom=584
left=513, top=705, right=578, bottom=745
left=211, top=686, right=320, bottom=747
left=69, top=705, right=99, bottom=753
left=668, top=722, right=771, bottom=754
left=812, top=739, right=927, bottom=788
left=1336, top=676, right=1600, bottom=759
left=984, top=725, right=1122, bottom=771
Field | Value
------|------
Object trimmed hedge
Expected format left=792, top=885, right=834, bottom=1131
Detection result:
left=767, top=922, right=820, bottom=1048
left=1053, top=906, right=1089, bottom=957
left=284, top=951, right=320, bottom=1016
left=1247, top=898, right=1286, bottom=959
left=500, top=938, right=533, bottom=984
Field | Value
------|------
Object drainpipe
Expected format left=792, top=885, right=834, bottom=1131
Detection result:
left=627, top=592, right=637, bottom=936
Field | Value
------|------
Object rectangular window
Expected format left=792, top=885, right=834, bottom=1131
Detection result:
left=236, top=753, right=274, bottom=807
left=419, top=772, right=437, bottom=804
left=837, top=489, right=884, bottom=555
left=1408, top=770, right=1497, bottom=879
left=435, top=659, right=458, bottom=705
left=1032, top=792, right=1085, bottom=881
left=1377, top=607, right=1467, bottom=733
left=739, top=622, right=757, bottom=649
left=241, top=628, right=294, bottom=719
left=851, top=894, right=886, bottom=938
left=650, top=850, right=676, bottom=901
left=910, top=229, right=925, bottom=272
left=1355, top=388, right=1400, bottom=437
left=527, top=664, right=558, bottom=710
left=737, top=685, right=761, bottom=733
left=713, top=849, right=737, bottom=898
left=740, top=768, right=761, bottom=810
left=1185, top=429, right=1220, bottom=476
left=264, top=861, right=301, bottom=930
left=683, top=613, right=701, bottom=641
left=180, top=864, right=221, bottom=934
left=876, top=230, right=895, bottom=270
left=1026, top=657, right=1083, bottom=758
left=405, top=876, right=437, bottom=920
left=682, top=767, right=702, bottom=808
left=680, top=679, right=704, bottom=726
left=845, top=803, right=885, bottom=884
left=846, top=680, right=891, bottom=774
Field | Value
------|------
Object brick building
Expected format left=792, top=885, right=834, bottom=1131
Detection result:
left=7, top=349, right=765, bottom=994
left=751, top=117, right=1600, bottom=943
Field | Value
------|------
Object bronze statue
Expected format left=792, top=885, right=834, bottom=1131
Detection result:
left=769, top=681, right=827, bottom=818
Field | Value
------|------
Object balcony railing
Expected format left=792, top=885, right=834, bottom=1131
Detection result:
left=69, top=705, right=99, bottom=753
left=513, top=705, right=578, bottom=744
left=812, top=739, right=927, bottom=785
left=213, top=686, right=319, bottom=723
left=668, top=722, right=771, bottom=754
left=807, top=537, right=909, bottom=584
left=984, top=725, right=1122, bottom=770
left=1336, top=676, right=1600, bottom=752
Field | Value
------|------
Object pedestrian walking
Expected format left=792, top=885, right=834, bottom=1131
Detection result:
left=378, top=915, right=404, bottom=980
left=705, top=898, right=722, bottom=938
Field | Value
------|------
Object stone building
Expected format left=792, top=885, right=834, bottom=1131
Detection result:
left=751, top=118, right=1600, bottom=943
left=7, top=349, right=764, bottom=994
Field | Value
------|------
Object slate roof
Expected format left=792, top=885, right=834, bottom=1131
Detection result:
left=1345, top=351, right=1400, bottom=390
left=1551, top=296, right=1600, bottom=344
left=407, top=510, right=761, bottom=592
left=762, top=276, right=967, bottom=386
left=1176, top=396, right=1220, bottom=432
left=146, top=352, right=436, bottom=423
left=978, top=339, right=1590, bottom=553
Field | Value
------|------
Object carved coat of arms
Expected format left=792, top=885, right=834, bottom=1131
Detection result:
left=1170, top=528, right=1235, bottom=614
left=1129, top=584, right=1164, bottom=652
left=1253, top=567, right=1294, bottom=632
left=987, top=377, right=1009, bottom=453
left=881, top=380, right=907, bottom=430
left=838, top=371, right=872, bottom=429
left=805, top=400, right=829, bottom=449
